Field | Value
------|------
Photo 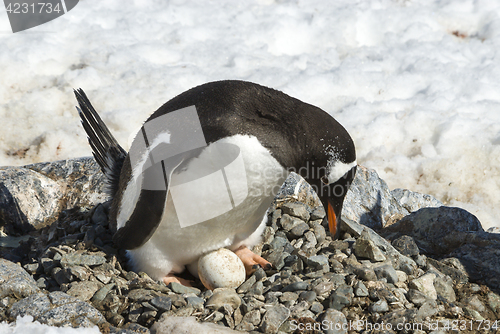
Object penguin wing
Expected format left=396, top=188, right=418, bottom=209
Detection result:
left=75, top=89, right=127, bottom=197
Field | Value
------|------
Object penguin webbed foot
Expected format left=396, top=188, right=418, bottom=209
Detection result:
left=234, top=245, right=272, bottom=275
left=163, top=273, right=194, bottom=287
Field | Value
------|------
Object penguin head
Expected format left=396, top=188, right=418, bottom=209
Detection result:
left=316, top=162, right=357, bottom=239
left=296, top=114, right=357, bottom=240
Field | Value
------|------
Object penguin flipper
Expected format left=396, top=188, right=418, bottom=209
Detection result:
left=74, top=88, right=127, bottom=196
left=113, top=188, right=167, bottom=249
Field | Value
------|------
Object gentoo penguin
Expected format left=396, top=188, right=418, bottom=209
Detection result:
left=75, top=80, right=356, bottom=285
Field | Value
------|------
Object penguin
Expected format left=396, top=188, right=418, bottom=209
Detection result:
left=75, top=80, right=356, bottom=285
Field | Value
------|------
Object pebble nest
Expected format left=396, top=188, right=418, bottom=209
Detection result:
left=1, top=198, right=500, bottom=334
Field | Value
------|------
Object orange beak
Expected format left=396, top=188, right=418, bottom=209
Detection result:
left=327, top=198, right=338, bottom=237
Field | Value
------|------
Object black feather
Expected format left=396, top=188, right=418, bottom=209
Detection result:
left=74, top=88, right=126, bottom=196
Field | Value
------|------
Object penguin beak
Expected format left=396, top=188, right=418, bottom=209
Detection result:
left=327, top=198, right=338, bottom=238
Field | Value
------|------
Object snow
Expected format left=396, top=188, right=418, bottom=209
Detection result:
left=0, top=316, right=99, bottom=334
left=1, top=0, right=500, bottom=330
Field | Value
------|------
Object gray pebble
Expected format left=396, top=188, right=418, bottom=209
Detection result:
left=354, top=281, right=369, bottom=297
left=60, top=252, right=106, bottom=268
left=281, top=202, right=310, bottom=222
left=391, top=235, right=419, bottom=257
left=407, top=288, right=428, bottom=307
left=260, top=304, right=290, bottom=333
left=237, top=275, right=256, bottom=294
left=321, top=308, right=347, bottom=334
left=370, top=299, right=389, bottom=313
left=306, top=255, right=330, bottom=273
left=298, top=290, right=316, bottom=303
left=353, top=266, right=377, bottom=281
left=186, top=296, right=204, bottom=310
left=289, top=222, right=310, bottom=238
left=310, top=206, right=326, bottom=220
left=310, top=302, right=324, bottom=314
left=150, top=295, right=172, bottom=311
left=206, top=288, right=241, bottom=311
left=329, top=285, right=353, bottom=310
left=248, top=281, right=264, bottom=296
left=282, top=281, right=309, bottom=292
left=374, top=264, right=399, bottom=284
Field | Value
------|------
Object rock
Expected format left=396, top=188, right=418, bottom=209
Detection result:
left=66, top=280, right=101, bottom=302
left=0, top=259, right=40, bottom=299
left=425, top=258, right=467, bottom=286
left=353, top=229, right=386, bottom=262
left=152, top=315, right=243, bottom=333
left=391, top=235, right=420, bottom=257
left=416, top=300, right=439, bottom=320
left=248, top=281, right=264, bottom=296
left=433, top=275, right=456, bottom=303
left=242, top=309, right=261, bottom=326
left=206, top=288, right=241, bottom=311
left=0, top=157, right=107, bottom=233
left=298, top=290, right=317, bottom=303
left=280, top=202, right=310, bottom=222
left=463, top=295, right=486, bottom=314
left=260, top=304, right=290, bottom=333
left=288, top=221, right=309, bottom=238
left=352, top=266, right=377, bottom=281
left=271, top=172, right=322, bottom=211
left=281, top=281, right=309, bottom=292
left=463, top=307, right=485, bottom=320
left=186, top=296, right=204, bottom=310
left=329, top=285, right=353, bottom=310
left=310, top=206, right=326, bottom=221
left=321, top=308, right=348, bottom=334
left=382, top=207, right=484, bottom=254
left=60, top=252, right=107, bottom=268
left=306, top=255, right=329, bottom=273
left=9, top=291, right=105, bottom=327
left=91, top=283, right=115, bottom=304
left=370, top=299, right=389, bottom=313
left=407, top=288, right=427, bottom=307
left=150, top=296, right=172, bottom=312
left=374, top=264, right=398, bottom=284
left=342, top=218, right=417, bottom=272
left=487, top=292, right=500, bottom=314
left=279, top=214, right=303, bottom=232
left=409, top=273, right=437, bottom=300
left=237, top=275, right=256, bottom=294
left=391, top=188, right=442, bottom=213
left=342, top=166, right=409, bottom=229
left=354, top=281, right=369, bottom=297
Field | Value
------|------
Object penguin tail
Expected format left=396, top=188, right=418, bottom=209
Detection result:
left=74, top=88, right=127, bottom=197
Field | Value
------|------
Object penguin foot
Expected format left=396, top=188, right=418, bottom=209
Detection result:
left=163, top=273, right=193, bottom=287
left=234, top=245, right=272, bottom=275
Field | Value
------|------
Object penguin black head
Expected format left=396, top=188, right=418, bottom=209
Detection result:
left=290, top=105, right=357, bottom=239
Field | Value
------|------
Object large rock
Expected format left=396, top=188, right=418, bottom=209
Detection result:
left=151, top=315, right=243, bottom=334
left=0, top=157, right=107, bottom=233
left=381, top=206, right=500, bottom=290
left=342, top=166, right=409, bottom=229
left=8, top=291, right=105, bottom=327
left=381, top=207, right=486, bottom=254
left=0, top=259, right=40, bottom=299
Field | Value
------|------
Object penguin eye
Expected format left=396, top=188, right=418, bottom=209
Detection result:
left=321, top=176, right=329, bottom=185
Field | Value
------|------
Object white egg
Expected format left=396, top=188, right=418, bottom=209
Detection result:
left=198, top=248, right=246, bottom=290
